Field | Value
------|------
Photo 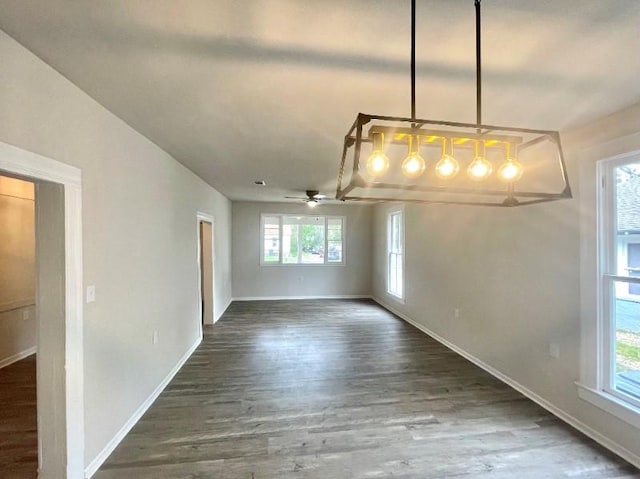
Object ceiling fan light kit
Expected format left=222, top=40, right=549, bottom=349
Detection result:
left=335, top=0, right=572, bottom=207
left=285, top=190, right=326, bottom=207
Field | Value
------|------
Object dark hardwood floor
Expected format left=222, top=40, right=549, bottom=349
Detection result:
left=0, top=354, right=37, bottom=479
left=95, top=299, right=639, bottom=478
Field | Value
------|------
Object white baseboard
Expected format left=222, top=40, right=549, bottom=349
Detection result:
left=0, top=346, right=36, bottom=369
left=372, top=297, right=640, bottom=470
left=232, top=295, right=372, bottom=301
left=214, top=297, right=233, bottom=323
left=84, top=337, right=202, bottom=478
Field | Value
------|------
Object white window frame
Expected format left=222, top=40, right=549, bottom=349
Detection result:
left=577, top=150, right=640, bottom=430
left=387, top=208, right=404, bottom=301
left=259, top=214, right=346, bottom=266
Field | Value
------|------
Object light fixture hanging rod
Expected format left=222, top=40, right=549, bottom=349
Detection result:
left=411, top=0, right=416, bottom=122
left=475, top=0, right=482, bottom=128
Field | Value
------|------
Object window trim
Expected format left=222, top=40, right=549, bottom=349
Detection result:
left=259, top=213, right=346, bottom=266
left=577, top=149, right=640, bottom=430
left=600, top=156, right=640, bottom=408
left=386, top=207, right=405, bottom=302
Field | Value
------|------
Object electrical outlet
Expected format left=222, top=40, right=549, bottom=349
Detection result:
left=454, top=308, right=460, bottom=319
left=549, top=342, right=560, bottom=359
left=22, top=309, right=30, bottom=321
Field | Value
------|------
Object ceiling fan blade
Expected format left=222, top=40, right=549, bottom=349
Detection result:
left=285, top=191, right=326, bottom=201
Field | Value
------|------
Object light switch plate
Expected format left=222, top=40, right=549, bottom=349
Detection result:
left=86, top=285, right=96, bottom=303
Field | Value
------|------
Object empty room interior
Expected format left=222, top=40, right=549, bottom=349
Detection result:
left=1, top=0, right=640, bottom=477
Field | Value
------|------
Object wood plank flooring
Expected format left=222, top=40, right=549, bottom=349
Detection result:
left=95, top=299, right=640, bottom=478
left=0, top=354, right=37, bottom=479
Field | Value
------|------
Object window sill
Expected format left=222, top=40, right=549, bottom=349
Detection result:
left=260, top=262, right=346, bottom=267
left=576, top=382, right=640, bottom=430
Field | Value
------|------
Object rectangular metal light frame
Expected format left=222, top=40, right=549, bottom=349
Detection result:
left=336, top=113, right=573, bottom=207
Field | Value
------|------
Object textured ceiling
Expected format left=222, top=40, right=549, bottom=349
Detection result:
left=1, top=0, right=640, bottom=202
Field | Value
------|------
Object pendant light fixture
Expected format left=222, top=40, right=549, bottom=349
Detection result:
left=335, top=0, right=572, bottom=207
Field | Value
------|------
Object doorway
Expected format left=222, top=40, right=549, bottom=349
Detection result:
left=198, top=214, right=214, bottom=329
left=0, top=141, right=84, bottom=479
left=0, top=174, right=37, bottom=476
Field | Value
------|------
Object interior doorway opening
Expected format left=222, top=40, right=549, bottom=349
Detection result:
left=0, top=174, right=37, bottom=476
left=0, top=141, right=84, bottom=479
left=198, top=214, right=214, bottom=328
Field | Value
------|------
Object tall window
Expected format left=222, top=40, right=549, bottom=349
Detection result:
left=600, top=158, right=640, bottom=406
left=387, top=210, right=404, bottom=299
left=261, top=215, right=344, bottom=265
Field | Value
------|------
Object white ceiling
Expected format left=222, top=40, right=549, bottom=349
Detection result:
left=1, top=0, right=640, bottom=202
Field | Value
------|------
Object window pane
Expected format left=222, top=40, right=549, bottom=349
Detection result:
left=282, top=224, right=299, bottom=264
left=389, top=252, right=403, bottom=297
left=327, top=218, right=343, bottom=263
left=612, top=280, right=640, bottom=401
left=301, top=222, right=324, bottom=264
left=283, top=216, right=325, bottom=264
left=263, top=216, right=280, bottom=263
left=388, top=211, right=403, bottom=298
left=389, top=213, right=403, bottom=254
left=615, top=163, right=640, bottom=282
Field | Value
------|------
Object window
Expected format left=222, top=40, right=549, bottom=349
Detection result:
left=262, top=215, right=280, bottom=264
left=387, top=210, right=404, bottom=299
left=599, top=158, right=640, bottom=407
left=260, top=214, right=344, bottom=265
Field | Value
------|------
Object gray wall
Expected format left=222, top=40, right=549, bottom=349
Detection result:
left=232, top=202, right=372, bottom=298
left=0, top=30, right=233, bottom=467
left=0, top=306, right=35, bottom=366
left=370, top=102, right=640, bottom=461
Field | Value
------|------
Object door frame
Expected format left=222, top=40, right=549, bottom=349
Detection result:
left=0, top=141, right=84, bottom=478
left=196, top=212, right=215, bottom=334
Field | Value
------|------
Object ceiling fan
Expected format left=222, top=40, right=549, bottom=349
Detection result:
left=284, top=190, right=327, bottom=207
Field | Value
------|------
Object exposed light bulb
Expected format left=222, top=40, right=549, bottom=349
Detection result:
left=307, top=199, right=318, bottom=208
left=366, top=151, right=390, bottom=177
left=401, top=135, right=426, bottom=179
left=366, top=132, right=389, bottom=177
left=435, top=154, right=459, bottom=179
left=402, top=153, right=426, bottom=178
left=498, top=158, right=523, bottom=182
left=467, top=156, right=492, bottom=180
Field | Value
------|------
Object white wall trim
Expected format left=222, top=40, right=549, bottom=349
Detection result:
left=84, top=337, right=201, bottom=478
left=64, top=176, right=85, bottom=478
left=0, top=141, right=81, bottom=187
left=232, top=295, right=372, bottom=301
left=0, top=140, right=85, bottom=478
left=0, top=346, right=36, bottom=370
left=372, top=296, right=640, bottom=470
left=576, top=383, right=640, bottom=431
